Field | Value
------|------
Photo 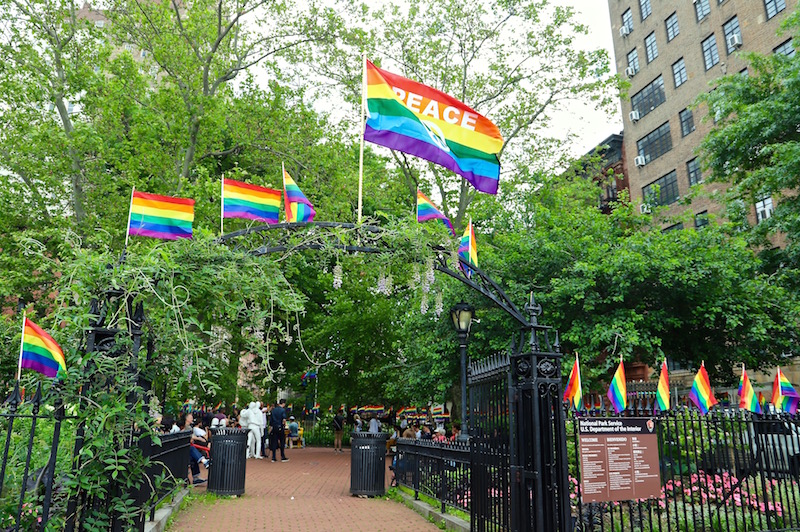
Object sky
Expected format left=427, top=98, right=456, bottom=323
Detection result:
left=551, top=0, right=623, bottom=157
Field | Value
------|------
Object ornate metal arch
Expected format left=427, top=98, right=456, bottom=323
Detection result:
left=218, top=221, right=533, bottom=328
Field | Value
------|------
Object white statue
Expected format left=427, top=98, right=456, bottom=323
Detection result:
left=251, top=401, right=264, bottom=459
left=240, top=403, right=254, bottom=458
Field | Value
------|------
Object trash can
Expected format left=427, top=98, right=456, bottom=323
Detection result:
left=350, top=432, right=390, bottom=496
left=207, top=428, right=248, bottom=496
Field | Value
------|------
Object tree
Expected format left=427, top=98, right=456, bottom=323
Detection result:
left=296, top=0, right=621, bottom=231
left=699, top=11, right=800, bottom=258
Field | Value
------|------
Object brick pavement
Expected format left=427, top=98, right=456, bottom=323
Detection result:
left=168, top=447, right=438, bottom=531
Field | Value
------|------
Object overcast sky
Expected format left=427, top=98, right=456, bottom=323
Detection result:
left=552, top=0, right=623, bottom=157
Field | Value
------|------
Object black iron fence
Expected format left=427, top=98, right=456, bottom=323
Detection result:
left=393, top=438, right=471, bottom=514
left=566, top=400, right=800, bottom=532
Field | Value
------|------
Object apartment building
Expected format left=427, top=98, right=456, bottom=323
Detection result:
left=607, top=0, right=795, bottom=228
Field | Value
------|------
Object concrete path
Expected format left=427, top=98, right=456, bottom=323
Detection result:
left=168, top=447, right=438, bottom=531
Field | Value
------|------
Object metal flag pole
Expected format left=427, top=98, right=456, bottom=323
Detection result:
left=124, top=186, right=135, bottom=248
left=357, top=51, right=367, bottom=224
left=16, top=310, right=26, bottom=381
left=220, top=174, right=225, bottom=235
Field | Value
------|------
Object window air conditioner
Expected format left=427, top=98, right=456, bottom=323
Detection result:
left=640, top=203, right=652, bottom=214
left=727, top=34, right=742, bottom=50
left=634, top=155, right=646, bottom=167
left=620, top=26, right=631, bottom=37
left=629, top=110, right=640, bottom=122
left=625, top=66, right=636, bottom=78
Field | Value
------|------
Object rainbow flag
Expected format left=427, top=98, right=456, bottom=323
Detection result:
left=328, top=405, right=333, bottom=413
left=364, top=60, right=503, bottom=195
left=340, top=404, right=346, bottom=413
left=312, top=403, right=320, bottom=412
left=738, top=364, right=761, bottom=414
left=19, top=317, right=66, bottom=378
left=222, top=178, right=281, bottom=224
left=286, top=403, right=293, bottom=411
left=656, top=359, right=670, bottom=412
left=283, top=167, right=316, bottom=223
left=607, top=357, right=627, bottom=414
left=688, top=362, right=718, bottom=415
left=458, top=218, right=478, bottom=278
left=431, top=404, right=444, bottom=416
left=416, top=190, right=454, bottom=236
left=563, top=353, right=583, bottom=411
left=127, top=190, right=194, bottom=240
left=349, top=406, right=357, bottom=415
left=772, top=367, right=800, bottom=414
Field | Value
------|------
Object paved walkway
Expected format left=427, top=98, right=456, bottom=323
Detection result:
left=169, top=447, right=438, bottom=531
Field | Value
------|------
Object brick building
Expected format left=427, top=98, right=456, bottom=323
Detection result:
left=607, top=0, right=795, bottom=227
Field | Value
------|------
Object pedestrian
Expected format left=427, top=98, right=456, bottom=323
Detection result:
left=269, top=398, right=289, bottom=462
left=368, top=415, right=381, bottom=434
left=353, top=414, right=363, bottom=432
left=332, top=410, right=345, bottom=452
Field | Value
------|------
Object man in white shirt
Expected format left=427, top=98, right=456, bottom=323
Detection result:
left=368, top=415, right=381, bottom=434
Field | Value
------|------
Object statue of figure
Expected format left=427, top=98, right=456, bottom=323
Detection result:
left=250, top=401, right=264, bottom=459
left=242, top=402, right=255, bottom=458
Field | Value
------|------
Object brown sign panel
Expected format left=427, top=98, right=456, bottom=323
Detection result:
left=578, top=418, right=662, bottom=503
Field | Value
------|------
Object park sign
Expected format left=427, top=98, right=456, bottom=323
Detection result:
left=578, top=418, right=661, bottom=503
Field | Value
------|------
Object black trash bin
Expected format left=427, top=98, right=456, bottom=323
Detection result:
left=207, top=427, right=248, bottom=496
left=350, top=432, right=390, bottom=496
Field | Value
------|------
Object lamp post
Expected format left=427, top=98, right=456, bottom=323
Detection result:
left=450, top=302, right=474, bottom=440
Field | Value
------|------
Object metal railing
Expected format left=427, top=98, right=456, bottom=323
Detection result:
left=393, top=438, right=471, bottom=515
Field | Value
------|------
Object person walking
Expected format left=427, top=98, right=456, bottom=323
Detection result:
left=269, top=398, right=289, bottom=462
left=332, top=410, right=345, bottom=453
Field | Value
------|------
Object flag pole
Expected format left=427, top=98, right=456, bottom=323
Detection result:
left=282, top=162, right=289, bottom=223
left=357, top=51, right=367, bottom=225
left=125, top=186, right=135, bottom=248
left=220, top=174, right=225, bottom=235
left=17, top=310, right=26, bottom=381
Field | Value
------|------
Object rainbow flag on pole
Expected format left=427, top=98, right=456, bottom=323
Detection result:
left=222, top=178, right=281, bottom=224
left=19, top=317, right=66, bottom=379
left=607, top=357, right=627, bottom=414
left=364, top=60, right=503, bottom=195
left=283, top=165, right=316, bottom=223
left=738, top=364, right=761, bottom=414
left=772, top=367, right=800, bottom=414
left=688, top=362, right=718, bottom=415
left=416, top=190, right=454, bottom=236
left=458, top=218, right=478, bottom=278
left=656, top=359, right=670, bottom=412
left=563, top=353, right=583, bottom=411
left=127, top=190, right=194, bottom=240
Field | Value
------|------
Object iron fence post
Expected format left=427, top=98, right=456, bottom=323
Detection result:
left=40, top=384, right=65, bottom=530
left=0, top=381, right=22, bottom=496
left=15, top=382, right=42, bottom=532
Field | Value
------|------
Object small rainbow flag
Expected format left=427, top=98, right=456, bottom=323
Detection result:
left=283, top=166, right=316, bottom=223
left=312, top=403, right=320, bottom=412
left=458, top=218, right=478, bottom=278
left=364, top=59, right=503, bottom=195
left=19, top=317, right=66, bottom=379
left=607, top=357, right=626, bottom=414
left=431, top=404, right=444, bottom=416
left=688, top=362, right=718, bottom=415
left=772, top=367, right=800, bottom=414
left=738, top=364, right=761, bottom=414
left=563, top=353, right=583, bottom=411
left=127, top=189, right=194, bottom=240
left=416, top=190, right=454, bottom=236
left=214, top=401, right=222, bottom=411
left=656, top=359, right=670, bottom=412
left=328, top=405, right=333, bottom=413
left=222, top=178, right=281, bottom=224
left=286, top=403, right=293, bottom=411
left=349, top=406, right=358, bottom=415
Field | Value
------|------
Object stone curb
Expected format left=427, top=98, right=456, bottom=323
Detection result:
left=144, top=488, right=190, bottom=532
left=395, top=490, right=470, bottom=532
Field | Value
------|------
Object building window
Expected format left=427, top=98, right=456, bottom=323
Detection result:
left=679, top=108, right=695, bottom=137
left=687, top=158, right=703, bottom=186
left=774, top=39, right=795, bottom=57
left=665, top=12, right=679, bottom=42
left=663, top=222, right=684, bottom=233
left=645, top=32, right=658, bottom=63
left=627, top=49, right=640, bottom=74
left=723, top=17, right=741, bottom=54
left=702, top=35, right=720, bottom=70
left=740, top=67, right=749, bottom=76
left=631, top=76, right=666, bottom=118
left=672, top=58, right=688, bottom=87
left=95, top=20, right=105, bottom=28
left=695, top=211, right=709, bottom=228
left=765, top=0, right=787, bottom=20
left=643, top=170, right=680, bottom=207
left=695, top=0, right=711, bottom=21
left=124, top=43, right=133, bottom=51
left=755, top=196, right=774, bottom=223
left=637, top=122, right=672, bottom=165
left=622, top=9, right=634, bottom=33
left=140, top=49, right=148, bottom=58
left=640, top=0, right=652, bottom=20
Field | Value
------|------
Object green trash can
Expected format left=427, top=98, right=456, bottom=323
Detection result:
left=207, top=428, right=248, bottom=496
left=350, top=432, right=390, bottom=496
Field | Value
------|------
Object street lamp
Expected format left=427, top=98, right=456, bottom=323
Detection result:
left=450, top=302, right=474, bottom=440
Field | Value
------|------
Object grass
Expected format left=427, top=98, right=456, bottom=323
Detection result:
left=387, top=485, right=471, bottom=524
left=164, top=490, right=220, bottom=530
